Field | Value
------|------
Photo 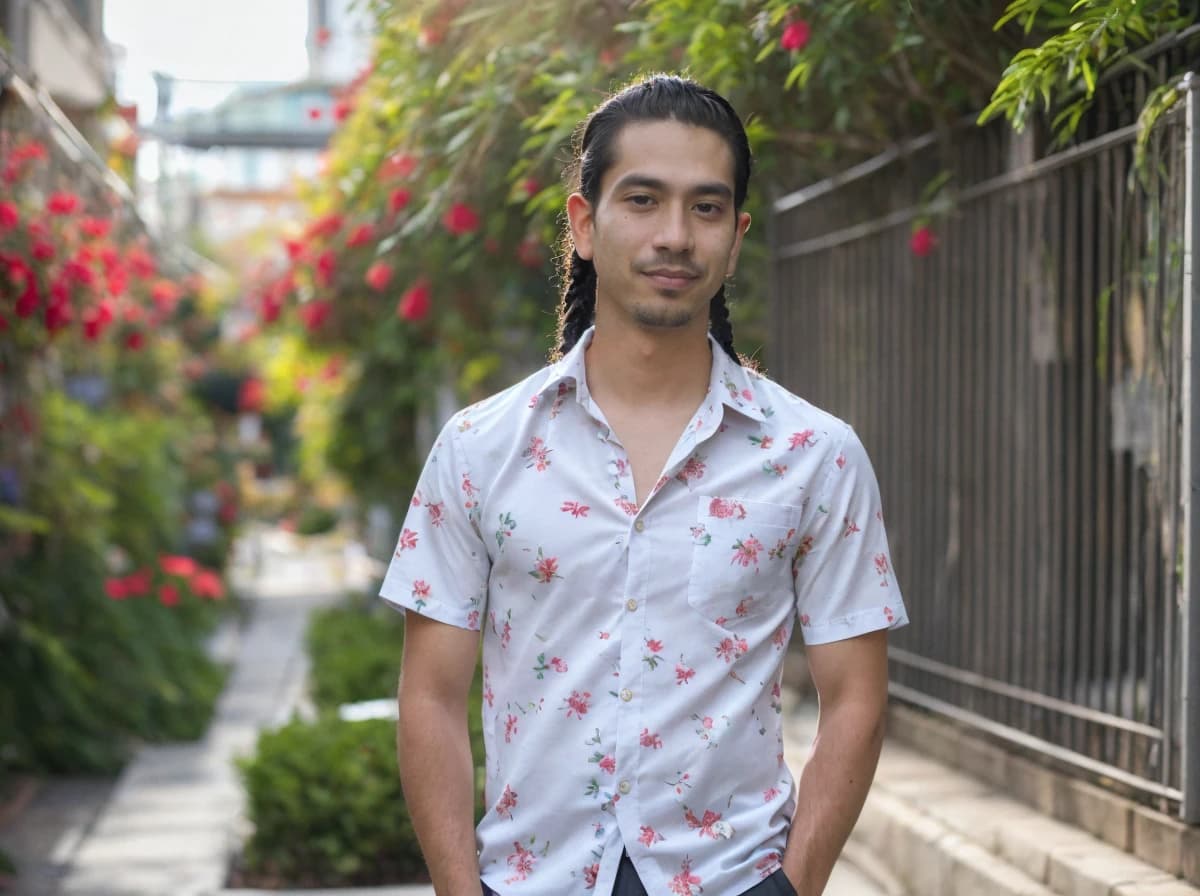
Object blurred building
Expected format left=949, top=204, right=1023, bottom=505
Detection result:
left=0, top=0, right=115, bottom=136
left=134, top=0, right=372, bottom=254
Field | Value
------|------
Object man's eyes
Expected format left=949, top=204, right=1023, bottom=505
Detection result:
left=625, top=195, right=724, bottom=215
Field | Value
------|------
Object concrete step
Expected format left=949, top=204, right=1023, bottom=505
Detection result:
left=783, top=700, right=1200, bottom=896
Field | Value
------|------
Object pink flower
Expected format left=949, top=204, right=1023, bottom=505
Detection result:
left=346, top=223, right=374, bottom=248
left=46, top=191, right=80, bottom=215
left=308, top=106, right=323, bottom=120
left=190, top=570, right=225, bottom=600
left=80, top=216, right=111, bottom=238
left=505, top=840, right=536, bottom=884
left=397, top=529, right=418, bottom=551
left=365, top=261, right=392, bottom=291
left=583, top=862, right=599, bottom=889
left=298, top=299, right=333, bottom=332
left=646, top=639, right=664, bottom=654
left=505, top=714, right=518, bottom=743
left=442, top=201, right=481, bottom=236
left=560, top=501, right=590, bottom=517
left=412, top=580, right=431, bottom=599
left=549, top=656, right=568, bottom=673
left=382, top=152, right=418, bottom=179
left=160, top=554, right=198, bottom=577
left=522, top=177, right=540, bottom=197
left=0, top=201, right=18, bottom=231
left=397, top=278, right=431, bottom=321
left=562, top=689, right=591, bottom=719
left=388, top=187, right=412, bottom=215
left=496, top=784, right=518, bottom=819
left=708, top=497, right=746, bottom=519
left=333, top=98, right=354, bottom=122
left=638, top=825, right=663, bottom=846
left=315, top=249, right=337, bottom=288
left=910, top=226, right=936, bottom=257
left=684, top=807, right=723, bottom=839
left=158, top=583, right=180, bottom=607
left=104, top=577, right=129, bottom=600
left=764, top=787, right=781, bottom=802
left=715, top=636, right=749, bottom=663
left=675, top=663, right=695, bottom=685
left=598, top=754, right=616, bottom=774
left=640, top=728, right=664, bottom=749
left=780, top=18, right=811, bottom=52
left=531, top=553, right=560, bottom=583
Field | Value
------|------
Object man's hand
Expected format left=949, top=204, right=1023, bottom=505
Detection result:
left=397, top=611, right=483, bottom=895
left=782, top=628, right=889, bottom=896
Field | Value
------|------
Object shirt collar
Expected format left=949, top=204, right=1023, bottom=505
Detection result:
left=534, top=325, right=767, bottom=423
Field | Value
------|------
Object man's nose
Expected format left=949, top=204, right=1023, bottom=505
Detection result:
left=652, top=205, right=693, bottom=253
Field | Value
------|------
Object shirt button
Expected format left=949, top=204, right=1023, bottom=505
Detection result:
left=620, top=688, right=633, bottom=702
left=634, top=519, right=645, bottom=532
left=626, top=598, right=638, bottom=612
left=618, top=780, right=632, bottom=795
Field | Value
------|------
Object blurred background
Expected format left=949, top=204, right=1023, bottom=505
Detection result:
left=1, top=1, right=1199, bottom=894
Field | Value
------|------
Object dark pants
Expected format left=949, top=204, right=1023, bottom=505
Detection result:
left=483, top=850, right=797, bottom=895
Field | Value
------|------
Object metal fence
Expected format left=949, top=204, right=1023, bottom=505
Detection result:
left=769, top=77, right=1200, bottom=821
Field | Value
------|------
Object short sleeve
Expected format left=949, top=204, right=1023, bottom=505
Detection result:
left=793, top=425, right=908, bottom=645
left=378, top=414, right=490, bottom=631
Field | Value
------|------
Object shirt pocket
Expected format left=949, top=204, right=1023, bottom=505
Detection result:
left=686, top=495, right=802, bottom=630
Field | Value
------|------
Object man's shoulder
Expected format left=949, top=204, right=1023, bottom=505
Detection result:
left=441, top=363, right=560, bottom=445
left=747, top=366, right=853, bottom=447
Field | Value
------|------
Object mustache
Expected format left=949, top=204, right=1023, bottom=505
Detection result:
left=637, top=257, right=702, bottom=277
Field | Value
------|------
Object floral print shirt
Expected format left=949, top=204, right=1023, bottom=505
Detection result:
left=380, top=327, right=908, bottom=896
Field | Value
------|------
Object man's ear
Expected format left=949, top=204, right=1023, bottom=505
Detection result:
left=725, top=211, right=752, bottom=278
left=566, top=192, right=595, bottom=261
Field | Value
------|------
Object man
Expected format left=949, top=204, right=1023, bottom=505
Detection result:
left=381, top=75, right=908, bottom=896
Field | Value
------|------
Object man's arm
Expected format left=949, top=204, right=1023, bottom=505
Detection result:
left=781, top=628, right=889, bottom=896
left=397, top=611, right=482, bottom=895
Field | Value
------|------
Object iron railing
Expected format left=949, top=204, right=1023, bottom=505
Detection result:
left=770, top=76, right=1199, bottom=820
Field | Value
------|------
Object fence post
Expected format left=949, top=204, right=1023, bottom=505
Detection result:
left=1182, top=71, right=1200, bottom=824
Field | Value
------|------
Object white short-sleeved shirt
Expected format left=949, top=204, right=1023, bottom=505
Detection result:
left=380, top=326, right=907, bottom=896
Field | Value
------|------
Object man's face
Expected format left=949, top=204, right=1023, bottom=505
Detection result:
left=567, top=119, right=751, bottom=334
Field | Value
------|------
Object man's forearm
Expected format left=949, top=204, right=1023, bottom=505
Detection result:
left=782, top=702, right=885, bottom=896
left=397, top=692, right=479, bottom=895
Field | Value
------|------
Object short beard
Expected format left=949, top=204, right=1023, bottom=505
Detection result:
left=631, top=303, right=697, bottom=329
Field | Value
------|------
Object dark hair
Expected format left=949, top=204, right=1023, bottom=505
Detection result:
left=554, top=74, right=753, bottom=363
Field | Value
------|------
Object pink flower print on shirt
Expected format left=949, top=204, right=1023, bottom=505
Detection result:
left=762, top=461, right=787, bottom=478
left=527, top=393, right=539, bottom=408
left=788, top=429, right=816, bottom=450
left=505, top=713, right=518, bottom=743
left=550, top=656, right=568, bottom=673
left=562, top=690, right=591, bottom=719
left=836, top=452, right=847, bottom=469
left=550, top=382, right=570, bottom=418
left=675, top=662, right=695, bottom=685
left=690, top=525, right=712, bottom=547
left=800, top=614, right=811, bottom=627
left=529, top=548, right=562, bottom=583
left=748, top=434, right=773, bottom=450
left=843, top=517, right=862, bottom=538
left=768, top=529, right=796, bottom=560
left=683, top=806, right=724, bottom=839
left=640, top=728, right=664, bottom=749
left=522, top=435, right=552, bottom=471
left=561, top=500, right=590, bottom=517
left=644, top=638, right=665, bottom=670
left=411, top=580, right=430, bottom=610
left=669, top=856, right=703, bottom=896
left=715, top=635, right=749, bottom=663
left=583, top=862, right=599, bottom=889
left=668, top=771, right=693, bottom=795
left=614, top=496, right=639, bottom=517
left=490, top=608, right=513, bottom=649
left=426, top=501, right=445, bottom=527
left=763, top=786, right=780, bottom=802
left=533, top=653, right=569, bottom=679
left=396, top=528, right=418, bottom=553
left=875, top=552, right=891, bottom=586
left=772, top=624, right=789, bottom=650
left=505, top=839, right=536, bottom=884
left=639, top=825, right=665, bottom=847
left=496, top=784, right=518, bottom=819
left=735, top=597, right=754, bottom=617
left=467, top=609, right=480, bottom=629
left=598, top=753, right=616, bottom=774
left=885, top=606, right=895, bottom=624
left=708, top=497, right=746, bottom=520
left=461, top=473, right=479, bottom=508
left=676, top=453, right=707, bottom=487
left=730, top=536, right=764, bottom=568
left=756, top=852, right=782, bottom=879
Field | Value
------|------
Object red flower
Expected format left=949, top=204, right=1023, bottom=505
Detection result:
left=298, top=299, right=333, bottom=332
left=418, top=26, right=445, bottom=48
left=126, top=246, right=156, bottom=279
left=82, top=302, right=113, bottom=341
left=238, top=377, right=265, bottom=413
left=305, top=212, right=344, bottom=240
left=190, top=569, right=226, bottom=600
left=284, top=237, right=306, bottom=260
left=308, top=106, right=323, bottom=120
left=15, top=140, right=48, bottom=163
left=388, top=188, right=412, bottom=216
left=345, top=223, right=374, bottom=248
left=124, top=329, right=145, bottom=351
left=125, top=568, right=151, bottom=596
left=780, top=19, right=811, bottom=52
left=31, top=239, right=55, bottom=261
left=315, top=25, right=332, bottom=46
left=0, top=201, right=18, bottom=231
left=46, top=191, right=80, bottom=216
left=15, top=283, right=39, bottom=318
left=160, top=554, right=199, bottom=577
left=910, top=225, right=936, bottom=257
left=442, top=202, right=480, bottom=236
left=151, top=279, right=181, bottom=312
left=106, top=266, right=128, bottom=298
left=333, top=98, right=354, bottom=122
left=315, top=249, right=336, bottom=288
left=104, top=578, right=129, bottom=600
left=0, top=313, right=8, bottom=332
left=382, top=152, right=418, bottom=179
left=44, top=299, right=72, bottom=334
left=522, top=177, right=540, bottom=197
left=397, top=278, right=431, bottom=321
left=80, top=217, right=112, bottom=239
left=365, top=261, right=393, bottom=291
left=158, top=583, right=180, bottom=607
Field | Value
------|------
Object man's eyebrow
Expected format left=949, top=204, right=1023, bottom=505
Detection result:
left=611, top=174, right=734, bottom=201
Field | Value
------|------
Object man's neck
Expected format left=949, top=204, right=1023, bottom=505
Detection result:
left=584, top=315, right=712, bottom=412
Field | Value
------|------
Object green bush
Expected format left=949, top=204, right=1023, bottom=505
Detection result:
left=236, top=716, right=424, bottom=887
left=235, top=597, right=486, bottom=886
left=294, top=504, right=339, bottom=537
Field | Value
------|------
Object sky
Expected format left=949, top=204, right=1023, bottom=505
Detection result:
left=103, top=0, right=310, bottom=122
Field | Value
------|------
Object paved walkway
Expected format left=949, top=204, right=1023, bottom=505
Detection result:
left=5, top=527, right=891, bottom=896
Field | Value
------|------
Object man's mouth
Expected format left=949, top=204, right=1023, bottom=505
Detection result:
left=643, top=268, right=699, bottom=290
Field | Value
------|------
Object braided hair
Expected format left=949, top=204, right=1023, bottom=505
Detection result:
left=554, top=75, right=753, bottom=364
